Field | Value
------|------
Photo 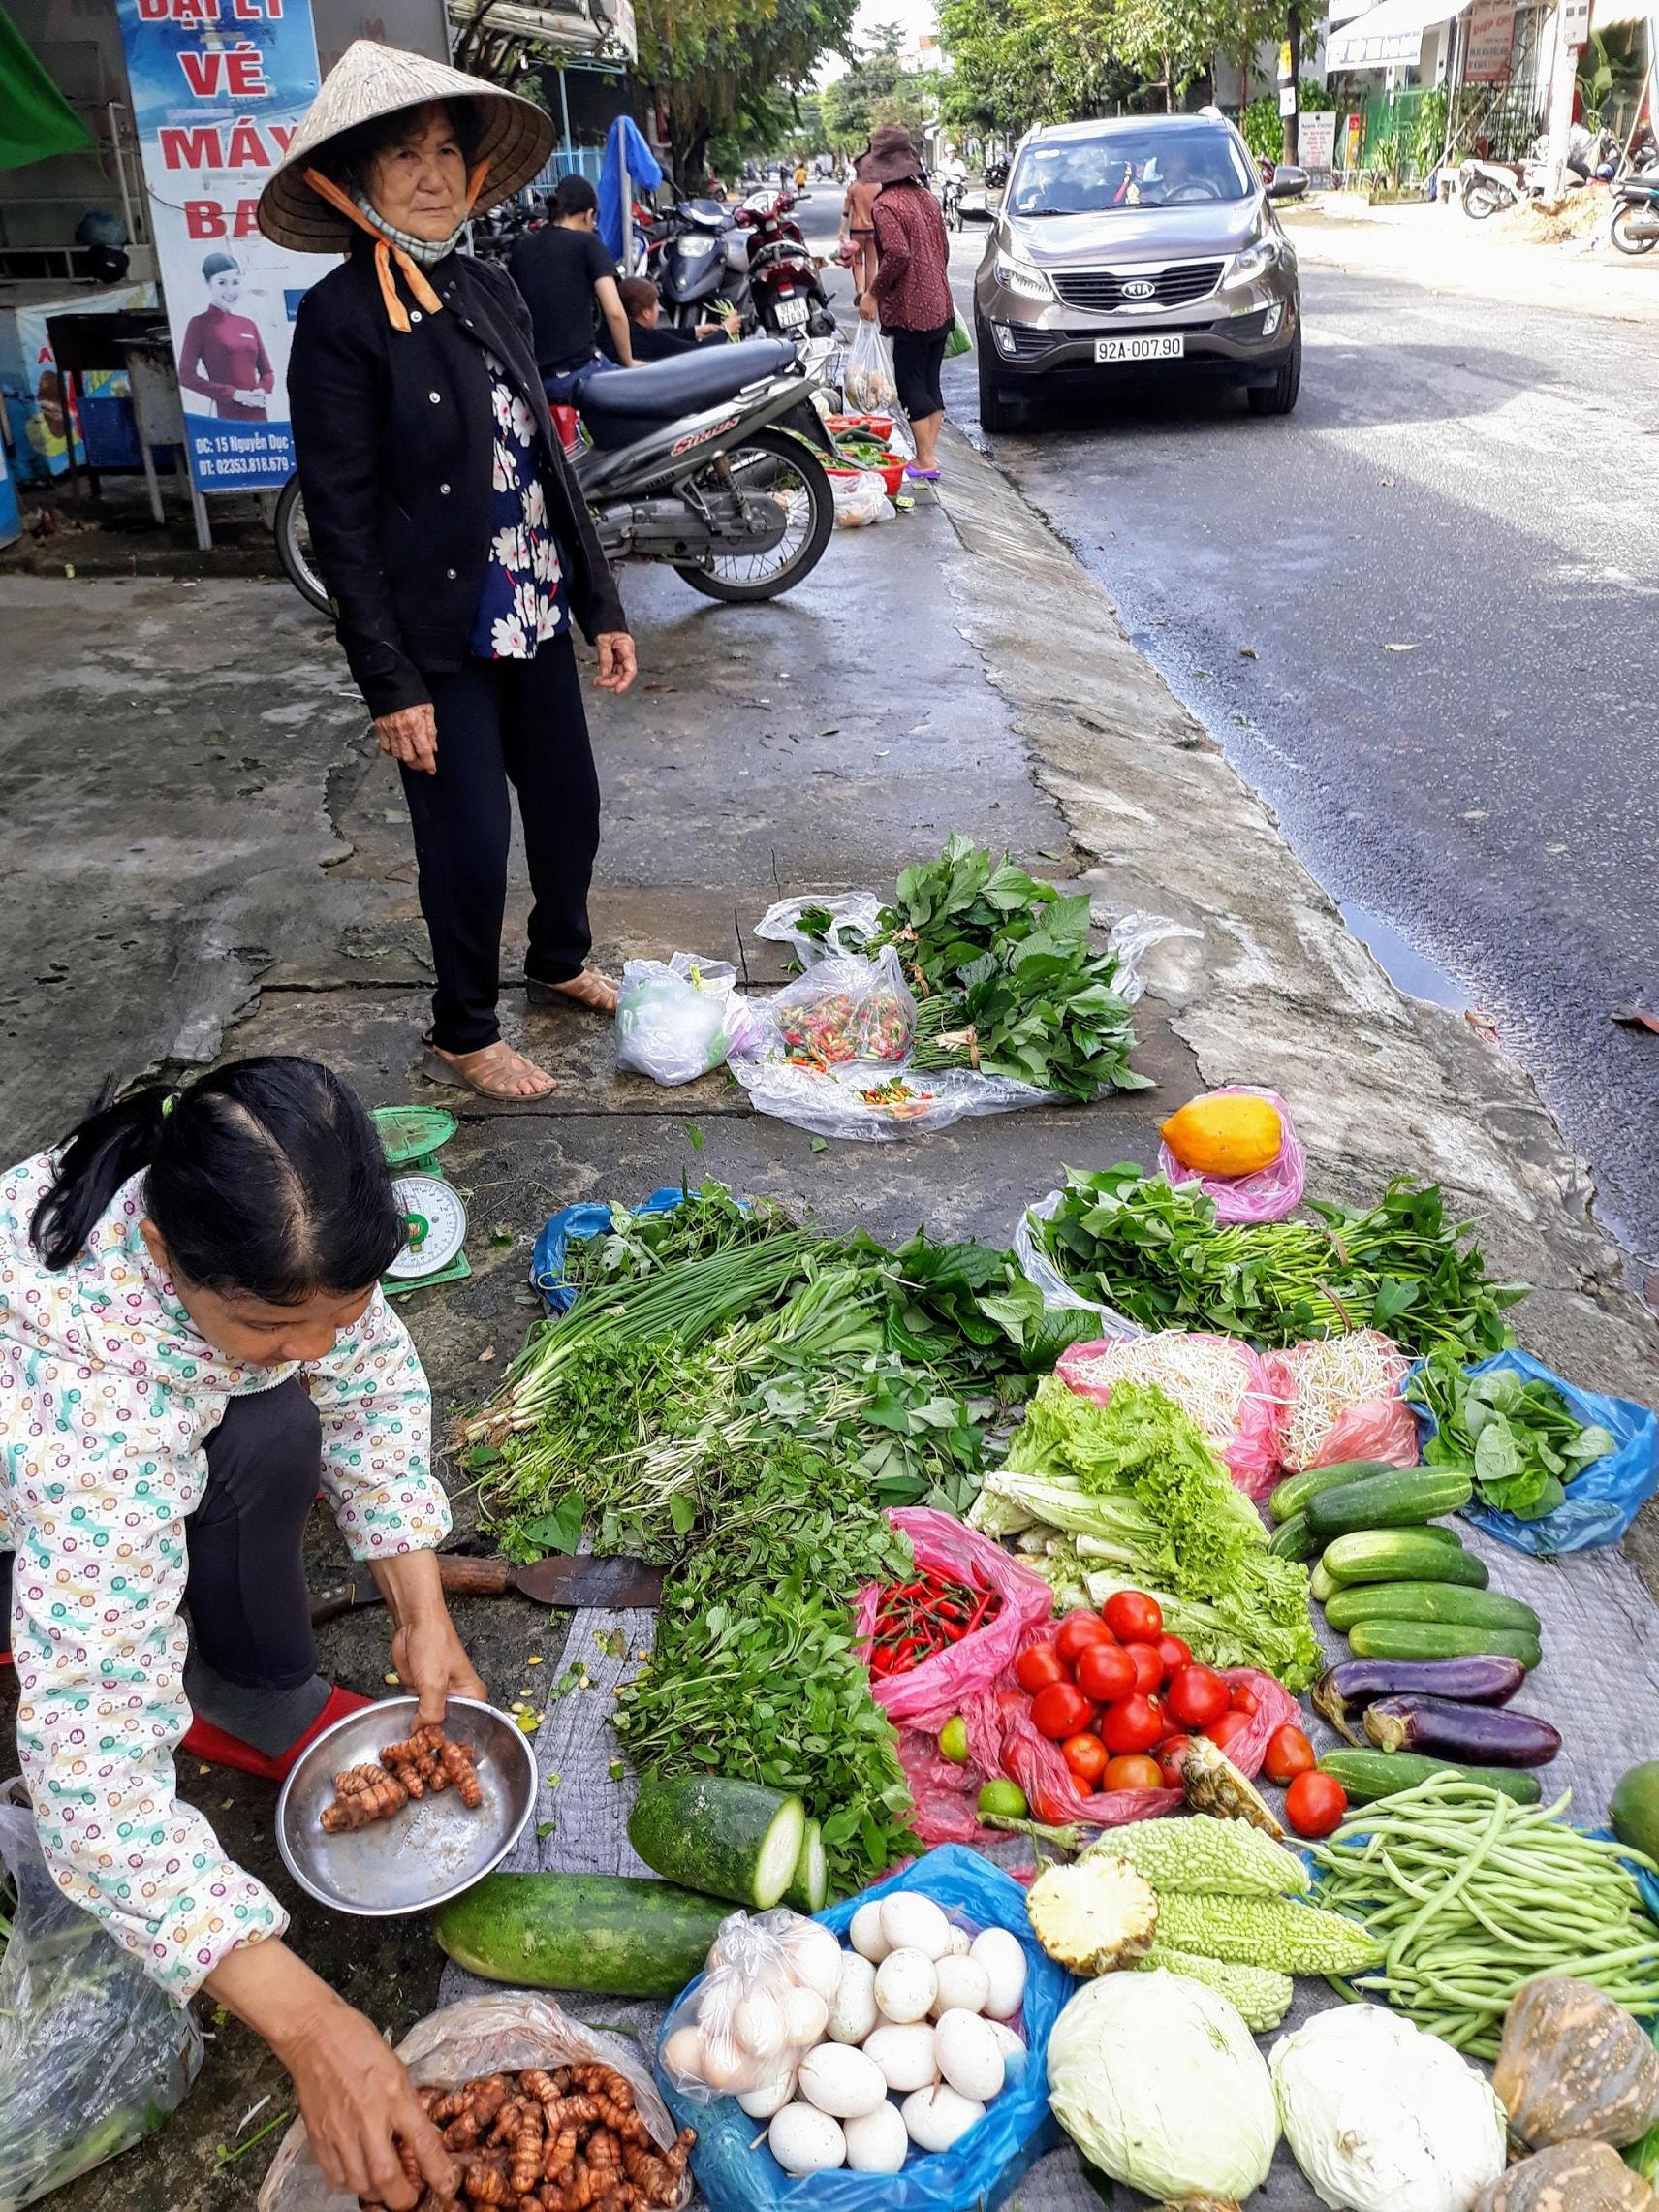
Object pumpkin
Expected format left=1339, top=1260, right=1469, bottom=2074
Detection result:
left=1478, top=2142, right=1655, bottom=2212
left=1494, top=1978, right=1659, bottom=2150
left=1160, top=1093, right=1283, bottom=1178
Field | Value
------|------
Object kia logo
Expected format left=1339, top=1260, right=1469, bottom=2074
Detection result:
left=1122, top=278, right=1157, bottom=299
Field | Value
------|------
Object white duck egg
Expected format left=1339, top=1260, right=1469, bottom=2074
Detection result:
left=969, top=1927, right=1027, bottom=2022
left=781, top=1918, right=844, bottom=2002
left=736, top=2068, right=798, bottom=2119
left=780, top=1985, right=830, bottom=2047
left=874, top=1946, right=938, bottom=2025
left=767, top=2103, right=846, bottom=2176
left=733, top=1989, right=786, bottom=2061
left=699, top=2033, right=748, bottom=2094
left=842, top=2100, right=910, bottom=2175
left=862, top=2022, right=940, bottom=2094
left=848, top=1900, right=892, bottom=1962
left=934, top=2008, right=1005, bottom=2102
left=943, top=1923, right=973, bottom=1957
left=901, top=2082, right=986, bottom=2153
left=879, top=1892, right=953, bottom=1962
left=797, top=2042, right=889, bottom=2119
left=659, top=2026, right=705, bottom=2084
left=828, top=1952, right=879, bottom=2044
left=930, top=1955, right=990, bottom=2019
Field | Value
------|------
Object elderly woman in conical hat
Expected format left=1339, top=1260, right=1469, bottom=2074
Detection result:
left=265, top=43, right=635, bottom=1103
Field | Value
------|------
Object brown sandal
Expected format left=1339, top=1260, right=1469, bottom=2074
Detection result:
left=421, top=1038, right=554, bottom=1100
left=525, top=970, right=619, bottom=1017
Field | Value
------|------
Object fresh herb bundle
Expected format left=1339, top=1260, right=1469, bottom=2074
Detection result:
left=1406, top=1352, right=1614, bottom=1520
left=560, top=1181, right=794, bottom=1297
left=1035, top=1166, right=1526, bottom=1357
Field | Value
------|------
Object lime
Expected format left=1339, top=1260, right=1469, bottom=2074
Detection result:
left=977, top=1779, right=1028, bottom=1819
left=938, top=1716, right=971, bottom=1765
left=1612, top=1761, right=1659, bottom=1861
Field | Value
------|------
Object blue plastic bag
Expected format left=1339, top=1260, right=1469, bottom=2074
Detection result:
left=529, top=1187, right=685, bottom=1313
left=1408, top=1349, right=1659, bottom=1554
left=655, top=1845, right=1069, bottom=2212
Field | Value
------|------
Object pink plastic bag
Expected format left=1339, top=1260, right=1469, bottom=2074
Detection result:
left=1265, top=1331, right=1419, bottom=1471
left=1056, top=1334, right=1282, bottom=1501
left=1158, top=1086, right=1306, bottom=1223
left=856, top=1507, right=1054, bottom=1732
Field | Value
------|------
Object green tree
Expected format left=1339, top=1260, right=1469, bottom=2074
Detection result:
left=820, top=23, right=935, bottom=151
left=633, top=0, right=860, bottom=187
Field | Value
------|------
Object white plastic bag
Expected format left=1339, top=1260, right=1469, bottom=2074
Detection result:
left=658, top=1909, right=844, bottom=2105
left=0, top=1784, right=203, bottom=2211
left=1013, top=1189, right=1143, bottom=1340
left=615, top=952, right=751, bottom=1086
left=830, top=468, right=891, bottom=528
left=258, top=1993, right=690, bottom=2211
left=753, top=891, right=886, bottom=964
left=844, top=319, right=898, bottom=413
left=754, top=948, right=915, bottom=1068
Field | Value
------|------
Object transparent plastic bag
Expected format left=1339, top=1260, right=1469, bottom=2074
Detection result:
left=0, top=1785, right=204, bottom=2212
left=1105, top=909, right=1204, bottom=1005
left=657, top=1910, right=842, bottom=2106
left=615, top=952, right=751, bottom=1086
left=753, top=892, right=886, bottom=964
left=1012, top=1189, right=1142, bottom=1340
left=1056, top=1332, right=1281, bottom=1499
left=844, top=319, right=898, bottom=414
left=760, top=948, right=915, bottom=1068
left=258, top=1993, right=688, bottom=2211
left=830, top=468, right=890, bottom=527
left=1157, top=1085, right=1308, bottom=1224
left=729, top=1056, right=1044, bottom=1142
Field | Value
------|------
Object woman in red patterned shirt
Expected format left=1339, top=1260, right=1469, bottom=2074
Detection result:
left=857, top=124, right=954, bottom=481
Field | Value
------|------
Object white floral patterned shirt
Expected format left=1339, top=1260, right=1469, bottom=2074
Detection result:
left=0, top=1152, right=452, bottom=1998
left=467, top=351, right=568, bottom=660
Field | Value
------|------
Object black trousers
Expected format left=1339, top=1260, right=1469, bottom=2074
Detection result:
left=889, top=319, right=952, bottom=423
left=5, top=1378, right=328, bottom=1754
left=403, top=635, right=601, bottom=1054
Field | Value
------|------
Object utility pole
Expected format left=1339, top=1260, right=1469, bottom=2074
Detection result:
left=1542, top=0, right=1588, bottom=200
left=1281, top=1, right=1302, bottom=163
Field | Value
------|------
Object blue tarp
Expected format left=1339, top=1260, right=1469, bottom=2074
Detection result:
left=597, top=114, right=662, bottom=266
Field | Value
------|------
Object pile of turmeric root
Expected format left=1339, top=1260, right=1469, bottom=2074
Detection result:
left=321, top=1724, right=484, bottom=1835
left=362, top=2063, right=695, bottom=2210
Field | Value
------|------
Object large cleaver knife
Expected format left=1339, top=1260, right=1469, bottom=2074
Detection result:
left=310, top=1552, right=663, bottom=1623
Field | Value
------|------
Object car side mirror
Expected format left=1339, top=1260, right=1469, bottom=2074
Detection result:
left=1267, top=166, right=1309, bottom=200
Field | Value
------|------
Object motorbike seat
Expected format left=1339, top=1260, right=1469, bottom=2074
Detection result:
left=579, top=338, right=797, bottom=426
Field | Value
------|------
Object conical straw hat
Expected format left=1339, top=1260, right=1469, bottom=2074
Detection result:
left=258, top=40, right=554, bottom=253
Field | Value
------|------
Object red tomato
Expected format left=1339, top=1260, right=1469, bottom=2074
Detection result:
left=1060, top=1732, right=1109, bottom=1785
left=1285, top=1769, right=1349, bottom=1839
left=1014, top=1643, right=1067, bottom=1694
left=1206, top=1708, right=1256, bottom=1757
left=1263, top=1724, right=1316, bottom=1785
left=1230, top=1685, right=1261, bottom=1717
left=1122, top=1641, right=1165, bottom=1694
left=1165, top=1663, right=1231, bottom=1729
left=1054, top=1610, right=1115, bottom=1666
left=1103, top=1590, right=1164, bottom=1643
left=1156, top=1734, right=1194, bottom=1787
left=1103, top=1754, right=1164, bottom=1791
left=1030, top=1683, right=1094, bottom=1741
left=1074, top=1642, right=1137, bottom=1703
left=1155, top=1634, right=1193, bottom=1676
left=1099, top=1693, right=1164, bottom=1754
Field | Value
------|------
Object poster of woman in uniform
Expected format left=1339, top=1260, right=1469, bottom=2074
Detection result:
left=176, top=253, right=275, bottom=421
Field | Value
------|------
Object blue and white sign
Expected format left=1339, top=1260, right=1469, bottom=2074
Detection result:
left=114, top=0, right=323, bottom=491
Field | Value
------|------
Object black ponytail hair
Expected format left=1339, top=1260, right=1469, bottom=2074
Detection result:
left=30, top=1056, right=405, bottom=1302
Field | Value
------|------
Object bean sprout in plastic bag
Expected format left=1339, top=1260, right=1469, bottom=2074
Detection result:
left=1157, top=1084, right=1307, bottom=1224
left=1265, top=1331, right=1418, bottom=1472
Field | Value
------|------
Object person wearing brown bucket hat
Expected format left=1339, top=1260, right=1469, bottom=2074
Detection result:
left=856, top=123, right=954, bottom=481
left=267, top=44, right=636, bottom=1104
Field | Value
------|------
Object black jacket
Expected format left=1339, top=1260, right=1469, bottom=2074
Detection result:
left=288, top=242, right=626, bottom=719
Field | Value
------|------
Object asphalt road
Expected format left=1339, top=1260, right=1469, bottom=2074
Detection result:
left=801, top=186, right=1659, bottom=1277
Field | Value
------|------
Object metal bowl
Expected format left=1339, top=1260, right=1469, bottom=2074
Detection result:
left=275, top=1695, right=535, bottom=1916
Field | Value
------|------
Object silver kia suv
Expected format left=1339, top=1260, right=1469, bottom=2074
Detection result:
left=973, top=111, right=1306, bottom=430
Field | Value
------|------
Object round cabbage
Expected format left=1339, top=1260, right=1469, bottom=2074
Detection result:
left=1046, top=1970, right=1277, bottom=2203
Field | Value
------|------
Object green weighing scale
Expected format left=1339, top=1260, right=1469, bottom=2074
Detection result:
left=373, top=1105, right=471, bottom=1295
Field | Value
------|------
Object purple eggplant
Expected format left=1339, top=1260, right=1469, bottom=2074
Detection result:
left=1362, top=1694, right=1562, bottom=1767
left=1314, top=1655, right=1526, bottom=1744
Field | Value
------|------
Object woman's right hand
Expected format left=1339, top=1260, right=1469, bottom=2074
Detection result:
left=374, top=703, right=439, bottom=774
left=281, top=1994, right=454, bottom=2208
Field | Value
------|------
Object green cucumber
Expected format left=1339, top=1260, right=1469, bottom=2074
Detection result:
left=1321, top=1528, right=1487, bottom=1589
left=785, top=1818, right=829, bottom=1913
left=1344, top=1618, right=1541, bottom=1670
left=434, top=1873, right=728, bottom=1996
left=1268, top=1461, right=1405, bottom=1524
left=1310, top=1558, right=1339, bottom=1605
left=1268, top=1510, right=1315, bottom=1562
left=1318, top=1750, right=1543, bottom=1807
left=1305, top=1469, right=1474, bottom=1541
left=1324, top=1582, right=1540, bottom=1636
left=628, top=1772, right=806, bottom=1910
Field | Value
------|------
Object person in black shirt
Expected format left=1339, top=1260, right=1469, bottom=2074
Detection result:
left=602, top=276, right=740, bottom=362
left=508, top=174, right=634, bottom=399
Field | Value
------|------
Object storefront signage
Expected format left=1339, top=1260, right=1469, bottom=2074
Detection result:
left=1299, top=111, right=1337, bottom=170
left=1464, top=0, right=1515, bottom=80
left=113, top=0, right=324, bottom=492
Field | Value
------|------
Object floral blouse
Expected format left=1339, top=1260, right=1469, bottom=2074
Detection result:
left=0, top=1152, right=452, bottom=1999
left=468, top=351, right=568, bottom=660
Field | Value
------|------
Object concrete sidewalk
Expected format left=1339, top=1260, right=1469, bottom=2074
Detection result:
left=2, top=420, right=1656, bottom=2206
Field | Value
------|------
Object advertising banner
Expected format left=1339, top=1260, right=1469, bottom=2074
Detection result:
left=113, top=0, right=324, bottom=492
left=1465, top=0, right=1516, bottom=79
left=1299, top=111, right=1337, bottom=171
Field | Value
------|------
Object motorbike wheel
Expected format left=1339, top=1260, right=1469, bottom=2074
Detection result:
left=1611, top=205, right=1658, bottom=255
left=273, top=474, right=330, bottom=614
left=1462, top=184, right=1501, bottom=219
left=673, top=425, right=834, bottom=603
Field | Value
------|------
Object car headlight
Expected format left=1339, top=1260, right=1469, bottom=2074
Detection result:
left=1229, top=236, right=1281, bottom=284
left=992, top=250, right=1054, bottom=300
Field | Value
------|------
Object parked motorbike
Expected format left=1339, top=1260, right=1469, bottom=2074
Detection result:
left=738, top=197, right=835, bottom=337
left=1611, top=171, right=1659, bottom=254
left=656, top=199, right=752, bottom=330
left=1456, top=155, right=1522, bottom=218
left=984, top=157, right=1010, bottom=190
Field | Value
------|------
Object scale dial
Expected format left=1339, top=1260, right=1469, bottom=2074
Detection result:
left=387, top=1174, right=469, bottom=1279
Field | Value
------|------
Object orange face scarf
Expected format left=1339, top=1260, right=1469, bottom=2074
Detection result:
left=304, top=161, right=489, bottom=332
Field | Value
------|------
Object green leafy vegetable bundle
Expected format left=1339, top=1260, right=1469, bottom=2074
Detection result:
left=1405, top=1352, right=1614, bottom=1521
left=1036, top=1165, right=1526, bottom=1357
